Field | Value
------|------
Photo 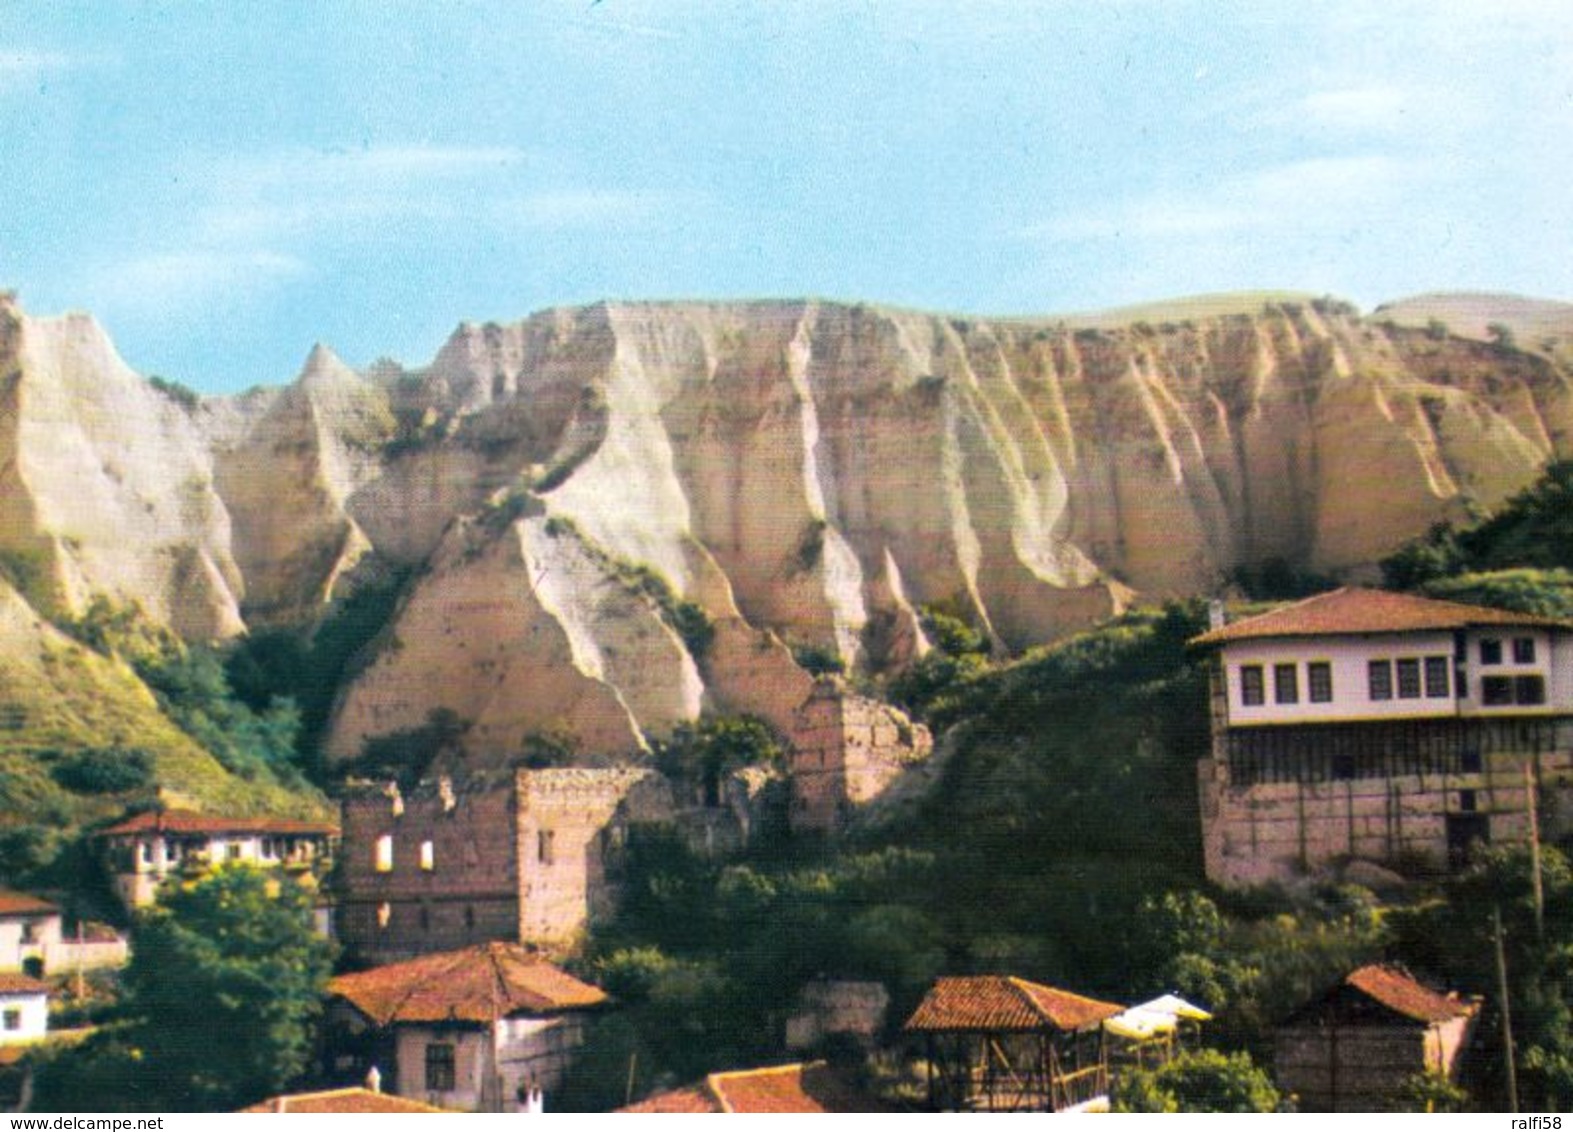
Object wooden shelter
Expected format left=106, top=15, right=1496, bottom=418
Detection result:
left=904, top=976, right=1123, bottom=1112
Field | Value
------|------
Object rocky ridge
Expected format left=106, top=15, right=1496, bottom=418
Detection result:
left=2, top=291, right=1570, bottom=766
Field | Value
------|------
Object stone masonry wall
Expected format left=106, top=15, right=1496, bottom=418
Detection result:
left=338, top=776, right=520, bottom=964
left=1202, top=744, right=1573, bottom=887
left=788, top=679, right=932, bottom=835
left=514, top=768, right=673, bottom=947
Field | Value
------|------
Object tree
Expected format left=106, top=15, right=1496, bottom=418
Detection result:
left=37, top=864, right=336, bottom=1111
left=1115, top=1048, right=1283, bottom=1112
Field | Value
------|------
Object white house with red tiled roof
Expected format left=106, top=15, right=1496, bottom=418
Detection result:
left=323, top=941, right=606, bottom=1112
left=97, top=809, right=338, bottom=909
left=0, top=974, right=49, bottom=1045
left=1193, top=588, right=1573, bottom=885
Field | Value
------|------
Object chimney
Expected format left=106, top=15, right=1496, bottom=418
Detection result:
left=1208, top=599, right=1226, bottom=632
left=365, top=1065, right=382, bottom=1094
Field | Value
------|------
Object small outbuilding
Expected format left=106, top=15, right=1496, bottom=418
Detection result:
left=904, top=975, right=1123, bottom=1112
left=1274, top=963, right=1481, bottom=1112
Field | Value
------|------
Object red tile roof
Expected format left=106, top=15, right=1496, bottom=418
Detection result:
left=328, top=941, right=607, bottom=1026
left=99, top=809, right=338, bottom=838
left=238, top=1087, right=448, bottom=1113
left=1343, top=965, right=1480, bottom=1024
left=616, top=1062, right=888, bottom=1113
left=1191, top=587, right=1567, bottom=647
left=904, top=976, right=1123, bottom=1034
left=617, top=1086, right=719, bottom=1113
left=0, top=973, right=51, bottom=996
left=0, top=888, right=58, bottom=917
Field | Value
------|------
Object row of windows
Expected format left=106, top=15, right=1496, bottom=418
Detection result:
left=1480, top=637, right=1537, bottom=666
left=374, top=901, right=478, bottom=932
left=1238, top=656, right=1550, bottom=710
left=1240, top=662, right=1334, bottom=706
left=373, top=832, right=558, bottom=873
left=1368, top=657, right=1451, bottom=701
left=374, top=835, right=436, bottom=873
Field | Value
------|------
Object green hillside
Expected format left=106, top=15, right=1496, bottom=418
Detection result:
left=0, top=581, right=330, bottom=894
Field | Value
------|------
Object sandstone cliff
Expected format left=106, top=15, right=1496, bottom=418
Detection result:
left=3, top=291, right=1570, bottom=766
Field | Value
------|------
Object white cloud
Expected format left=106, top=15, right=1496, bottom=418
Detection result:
left=0, top=47, right=114, bottom=90
left=1024, top=154, right=1416, bottom=243
left=95, top=250, right=307, bottom=315
left=1298, top=86, right=1411, bottom=133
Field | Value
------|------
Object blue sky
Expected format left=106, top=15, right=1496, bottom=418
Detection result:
left=3, top=1, right=1571, bottom=393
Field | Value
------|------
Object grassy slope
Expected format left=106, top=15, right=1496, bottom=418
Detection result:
left=0, top=580, right=329, bottom=832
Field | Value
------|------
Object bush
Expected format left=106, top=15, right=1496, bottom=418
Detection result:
left=50, top=747, right=155, bottom=795
left=1115, top=1048, right=1283, bottom=1112
left=791, top=643, right=844, bottom=676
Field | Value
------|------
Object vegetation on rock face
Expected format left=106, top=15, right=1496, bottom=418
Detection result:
left=652, top=715, right=782, bottom=805
left=1382, top=460, right=1573, bottom=591
left=31, top=864, right=336, bottom=1112
left=225, top=567, right=414, bottom=782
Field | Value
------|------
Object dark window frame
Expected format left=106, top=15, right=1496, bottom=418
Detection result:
left=1307, top=661, right=1333, bottom=704
left=1274, top=663, right=1299, bottom=705
left=1482, top=675, right=1514, bottom=706
left=1424, top=655, right=1451, bottom=698
left=1368, top=659, right=1393, bottom=701
left=1239, top=665, right=1265, bottom=707
left=1514, top=637, right=1537, bottom=665
left=425, top=1042, right=456, bottom=1092
left=1396, top=658, right=1422, bottom=699
left=1480, top=638, right=1504, bottom=666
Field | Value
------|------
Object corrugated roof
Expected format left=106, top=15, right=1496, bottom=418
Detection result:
left=616, top=1062, right=888, bottom=1114
left=99, top=809, right=339, bottom=838
left=327, top=941, right=607, bottom=1026
left=238, top=1087, right=448, bottom=1113
left=1344, top=964, right=1479, bottom=1024
left=904, top=976, right=1123, bottom=1033
left=1190, top=587, right=1566, bottom=647
left=0, top=888, right=58, bottom=917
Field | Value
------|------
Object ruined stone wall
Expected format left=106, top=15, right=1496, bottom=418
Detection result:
left=338, top=776, right=520, bottom=964
left=514, top=768, right=673, bottom=947
left=786, top=680, right=932, bottom=835
left=1202, top=732, right=1573, bottom=887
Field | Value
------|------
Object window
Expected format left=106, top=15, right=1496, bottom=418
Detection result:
left=19, top=921, right=36, bottom=944
left=1239, top=665, right=1265, bottom=706
left=1482, top=675, right=1546, bottom=706
left=1274, top=663, right=1298, bottom=705
left=1480, top=638, right=1503, bottom=665
left=1482, top=676, right=1514, bottom=706
left=226, top=841, right=243, bottom=861
left=1514, top=637, right=1537, bottom=664
left=2, top=1009, right=19, bottom=1032
left=139, top=841, right=154, bottom=866
left=1459, top=790, right=1477, bottom=812
left=1307, top=662, right=1333, bottom=704
left=419, top=840, right=434, bottom=872
left=376, top=902, right=391, bottom=929
left=1425, top=656, right=1451, bottom=698
left=1516, top=675, right=1547, bottom=705
left=537, top=829, right=555, bottom=865
left=375, top=834, right=393, bottom=873
left=425, top=1043, right=456, bottom=1092
left=1368, top=660, right=1393, bottom=701
left=1396, top=658, right=1422, bottom=699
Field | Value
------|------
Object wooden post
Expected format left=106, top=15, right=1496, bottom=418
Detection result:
left=1494, top=904, right=1519, bottom=1114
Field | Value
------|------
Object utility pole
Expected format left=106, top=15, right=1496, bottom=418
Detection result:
left=1527, top=760, right=1545, bottom=944
left=1493, top=904, right=1519, bottom=1113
